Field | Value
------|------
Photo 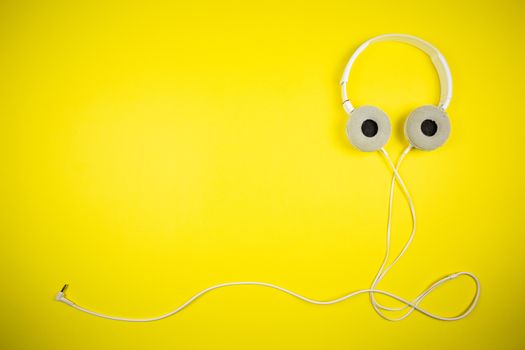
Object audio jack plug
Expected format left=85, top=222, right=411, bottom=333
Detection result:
left=56, top=284, right=75, bottom=306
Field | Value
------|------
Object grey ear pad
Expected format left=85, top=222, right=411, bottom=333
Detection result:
left=405, top=105, right=451, bottom=151
left=346, top=106, right=391, bottom=152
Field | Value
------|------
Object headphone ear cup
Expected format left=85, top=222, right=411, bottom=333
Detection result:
left=405, top=105, right=450, bottom=151
left=346, top=106, right=391, bottom=152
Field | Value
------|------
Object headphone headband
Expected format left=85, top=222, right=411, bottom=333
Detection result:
left=340, top=34, right=452, bottom=114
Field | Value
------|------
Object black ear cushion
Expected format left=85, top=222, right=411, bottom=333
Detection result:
left=346, top=106, right=391, bottom=152
left=405, top=105, right=450, bottom=151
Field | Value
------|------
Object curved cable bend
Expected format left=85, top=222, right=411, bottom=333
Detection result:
left=371, top=147, right=480, bottom=321
left=56, top=274, right=479, bottom=322
left=55, top=148, right=480, bottom=322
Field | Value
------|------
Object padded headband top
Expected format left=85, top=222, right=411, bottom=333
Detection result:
left=340, top=34, right=452, bottom=115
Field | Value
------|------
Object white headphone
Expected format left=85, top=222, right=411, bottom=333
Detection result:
left=55, top=34, right=480, bottom=322
left=341, top=34, right=452, bottom=151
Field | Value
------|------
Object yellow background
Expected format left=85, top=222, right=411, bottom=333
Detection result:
left=1, top=0, right=524, bottom=349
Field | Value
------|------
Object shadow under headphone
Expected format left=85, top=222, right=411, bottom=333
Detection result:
left=55, top=34, right=480, bottom=322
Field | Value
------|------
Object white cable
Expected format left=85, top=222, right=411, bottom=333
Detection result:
left=55, top=148, right=480, bottom=322
left=369, top=147, right=480, bottom=321
left=369, top=145, right=415, bottom=318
